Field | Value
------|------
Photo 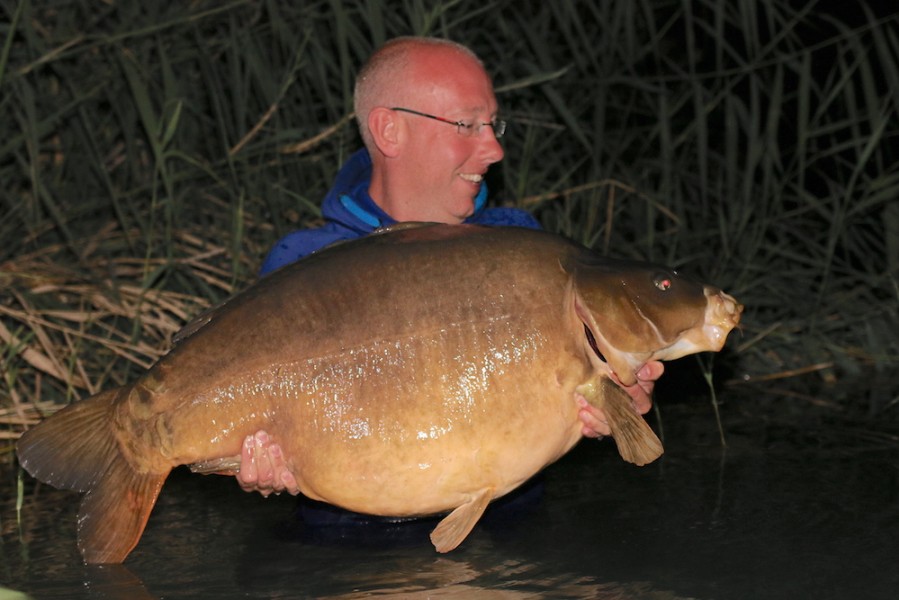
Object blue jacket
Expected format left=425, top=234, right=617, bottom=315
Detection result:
left=259, top=149, right=541, bottom=275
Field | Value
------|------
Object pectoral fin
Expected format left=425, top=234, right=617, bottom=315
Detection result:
left=578, top=377, right=664, bottom=466
left=429, top=487, right=493, bottom=552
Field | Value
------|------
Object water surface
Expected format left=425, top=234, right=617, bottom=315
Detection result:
left=2, top=404, right=897, bottom=599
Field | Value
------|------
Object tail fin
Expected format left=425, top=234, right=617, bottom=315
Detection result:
left=16, top=388, right=169, bottom=563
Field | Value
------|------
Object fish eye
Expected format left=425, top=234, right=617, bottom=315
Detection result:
left=654, top=274, right=673, bottom=291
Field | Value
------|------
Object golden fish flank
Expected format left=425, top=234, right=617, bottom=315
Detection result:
left=16, top=223, right=742, bottom=564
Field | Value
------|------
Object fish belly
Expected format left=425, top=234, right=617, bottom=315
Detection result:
left=263, top=315, right=587, bottom=516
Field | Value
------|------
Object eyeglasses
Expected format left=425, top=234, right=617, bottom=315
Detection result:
left=391, top=107, right=506, bottom=139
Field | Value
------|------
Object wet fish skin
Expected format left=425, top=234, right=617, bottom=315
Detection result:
left=16, top=223, right=742, bottom=563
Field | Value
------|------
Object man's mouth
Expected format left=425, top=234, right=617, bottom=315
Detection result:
left=459, top=173, right=483, bottom=184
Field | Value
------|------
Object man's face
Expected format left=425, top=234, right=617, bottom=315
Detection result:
left=391, top=49, right=505, bottom=223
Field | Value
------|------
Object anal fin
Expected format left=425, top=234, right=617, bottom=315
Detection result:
left=429, top=487, right=493, bottom=553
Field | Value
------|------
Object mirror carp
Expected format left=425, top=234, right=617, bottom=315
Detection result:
left=17, top=224, right=742, bottom=563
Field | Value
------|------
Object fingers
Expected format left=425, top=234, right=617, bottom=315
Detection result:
left=255, top=432, right=276, bottom=492
left=638, top=360, right=665, bottom=382
left=624, top=383, right=652, bottom=415
left=279, top=466, right=300, bottom=495
left=576, top=360, right=665, bottom=440
left=237, top=433, right=264, bottom=495
left=624, top=361, right=664, bottom=415
left=576, top=395, right=611, bottom=438
left=236, top=431, right=298, bottom=497
left=265, top=442, right=300, bottom=495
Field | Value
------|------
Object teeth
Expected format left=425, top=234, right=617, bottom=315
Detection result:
left=460, top=173, right=483, bottom=183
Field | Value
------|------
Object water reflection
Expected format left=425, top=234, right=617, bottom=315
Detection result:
left=3, top=405, right=898, bottom=599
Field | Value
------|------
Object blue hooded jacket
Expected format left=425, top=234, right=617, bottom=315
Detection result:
left=259, top=149, right=541, bottom=275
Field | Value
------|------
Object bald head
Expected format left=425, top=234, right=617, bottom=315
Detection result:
left=353, top=37, right=487, bottom=148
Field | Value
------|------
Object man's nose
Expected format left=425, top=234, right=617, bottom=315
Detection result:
left=479, top=128, right=504, bottom=164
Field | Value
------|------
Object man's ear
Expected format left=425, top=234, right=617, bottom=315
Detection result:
left=367, top=107, right=402, bottom=158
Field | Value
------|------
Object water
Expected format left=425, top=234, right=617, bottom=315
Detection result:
left=2, top=404, right=898, bottom=599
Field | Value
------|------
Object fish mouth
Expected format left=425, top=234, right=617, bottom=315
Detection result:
left=704, top=288, right=743, bottom=349
left=666, top=287, right=743, bottom=357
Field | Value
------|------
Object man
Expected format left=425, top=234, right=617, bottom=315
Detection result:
left=238, top=36, right=663, bottom=496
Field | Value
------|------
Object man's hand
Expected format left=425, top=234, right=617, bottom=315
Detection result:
left=236, top=431, right=300, bottom=497
left=576, top=361, right=664, bottom=439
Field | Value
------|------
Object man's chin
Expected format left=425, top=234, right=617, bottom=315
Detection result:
left=454, top=199, right=477, bottom=221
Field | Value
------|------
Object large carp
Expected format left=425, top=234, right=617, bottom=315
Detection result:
left=17, top=224, right=742, bottom=564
